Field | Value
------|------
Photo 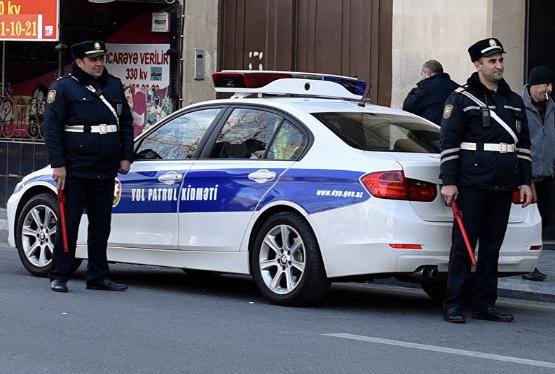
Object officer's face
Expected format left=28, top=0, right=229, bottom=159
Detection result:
left=76, top=56, right=105, bottom=78
left=475, top=53, right=504, bottom=83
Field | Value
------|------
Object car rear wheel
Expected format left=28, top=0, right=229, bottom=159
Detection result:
left=252, top=212, right=330, bottom=306
left=15, top=193, right=82, bottom=277
left=420, top=279, right=447, bottom=303
left=420, top=277, right=475, bottom=304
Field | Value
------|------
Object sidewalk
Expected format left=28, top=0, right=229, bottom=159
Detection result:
left=1, top=207, right=554, bottom=302
left=498, top=249, right=555, bottom=303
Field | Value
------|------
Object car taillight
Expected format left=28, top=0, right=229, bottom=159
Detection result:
left=361, top=171, right=437, bottom=202
left=512, top=183, right=538, bottom=204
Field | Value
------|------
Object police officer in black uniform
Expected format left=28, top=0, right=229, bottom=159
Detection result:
left=440, top=38, right=533, bottom=323
left=43, top=40, right=134, bottom=293
left=402, top=60, right=459, bottom=126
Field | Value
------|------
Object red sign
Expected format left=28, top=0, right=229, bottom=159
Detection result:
left=0, top=0, right=59, bottom=41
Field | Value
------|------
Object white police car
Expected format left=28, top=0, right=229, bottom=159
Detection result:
left=7, top=71, right=542, bottom=306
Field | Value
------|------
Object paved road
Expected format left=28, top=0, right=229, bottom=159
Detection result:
left=1, top=244, right=555, bottom=374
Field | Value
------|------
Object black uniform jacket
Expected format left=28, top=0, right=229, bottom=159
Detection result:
left=43, top=63, right=134, bottom=179
left=440, top=72, right=532, bottom=191
left=402, top=72, right=459, bottom=126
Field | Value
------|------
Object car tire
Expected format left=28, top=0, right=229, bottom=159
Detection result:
left=420, top=279, right=448, bottom=303
left=15, top=193, right=82, bottom=277
left=420, top=277, right=476, bottom=304
left=252, top=212, right=330, bottom=306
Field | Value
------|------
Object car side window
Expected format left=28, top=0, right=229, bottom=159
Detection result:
left=209, top=108, right=282, bottom=159
left=135, top=108, right=221, bottom=160
left=266, top=120, right=306, bottom=160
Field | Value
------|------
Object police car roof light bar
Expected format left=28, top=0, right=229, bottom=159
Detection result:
left=212, top=70, right=367, bottom=100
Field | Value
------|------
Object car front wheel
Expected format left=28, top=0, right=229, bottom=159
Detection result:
left=15, top=193, right=82, bottom=277
left=252, top=212, right=330, bottom=306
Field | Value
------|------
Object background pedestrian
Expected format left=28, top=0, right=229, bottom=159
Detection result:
left=521, top=65, right=554, bottom=281
left=402, top=60, right=459, bottom=125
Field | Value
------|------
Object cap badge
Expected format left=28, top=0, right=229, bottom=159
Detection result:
left=489, top=39, right=496, bottom=47
left=94, top=42, right=101, bottom=50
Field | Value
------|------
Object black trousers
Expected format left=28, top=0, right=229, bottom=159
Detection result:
left=49, top=176, right=115, bottom=283
left=444, top=186, right=512, bottom=311
left=534, top=176, right=552, bottom=229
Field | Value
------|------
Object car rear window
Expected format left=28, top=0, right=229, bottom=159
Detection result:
left=313, top=112, right=440, bottom=153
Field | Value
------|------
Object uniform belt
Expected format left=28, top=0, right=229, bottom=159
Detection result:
left=460, top=142, right=515, bottom=153
left=64, top=124, right=118, bottom=134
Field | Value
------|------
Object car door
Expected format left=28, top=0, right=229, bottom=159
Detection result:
left=178, top=106, right=308, bottom=252
left=107, top=107, right=224, bottom=249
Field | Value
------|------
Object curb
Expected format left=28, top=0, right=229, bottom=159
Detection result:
left=498, top=278, right=555, bottom=303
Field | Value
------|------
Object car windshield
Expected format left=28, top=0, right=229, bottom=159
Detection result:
left=313, top=112, right=440, bottom=153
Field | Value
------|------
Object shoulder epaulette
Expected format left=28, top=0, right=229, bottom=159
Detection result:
left=56, top=73, right=73, bottom=81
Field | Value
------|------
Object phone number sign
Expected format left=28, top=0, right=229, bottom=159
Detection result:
left=0, top=0, right=59, bottom=41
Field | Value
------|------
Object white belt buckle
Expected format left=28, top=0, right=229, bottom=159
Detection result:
left=99, top=124, right=107, bottom=135
left=499, top=143, right=508, bottom=153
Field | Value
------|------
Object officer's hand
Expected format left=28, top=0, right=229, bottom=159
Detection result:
left=519, top=185, right=533, bottom=208
left=118, top=160, right=131, bottom=175
left=52, top=166, right=66, bottom=191
left=441, top=185, right=458, bottom=206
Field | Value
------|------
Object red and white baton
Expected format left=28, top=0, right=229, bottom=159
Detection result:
left=451, top=200, right=477, bottom=266
left=58, top=187, right=69, bottom=253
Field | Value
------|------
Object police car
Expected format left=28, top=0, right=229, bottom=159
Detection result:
left=7, top=71, right=542, bottom=306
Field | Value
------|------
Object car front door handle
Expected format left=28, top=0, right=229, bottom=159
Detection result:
left=248, top=169, right=277, bottom=184
left=158, top=171, right=183, bottom=185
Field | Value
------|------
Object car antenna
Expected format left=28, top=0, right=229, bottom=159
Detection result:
left=357, top=83, right=372, bottom=107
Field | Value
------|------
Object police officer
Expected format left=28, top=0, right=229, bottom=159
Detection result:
left=402, top=60, right=459, bottom=126
left=43, top=40, right=134, bottom=293
left=440, top=38, right=533, bottom=323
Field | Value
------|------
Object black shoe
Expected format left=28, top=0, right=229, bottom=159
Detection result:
left=444, top=307, right=466, bottom=323
left=50, top=279, right=68, bottom=293
left=522, top=268, right=547, bottom=281
left=86, top=279, right=128, bottom=291
left=472, top=307, right=513, bottom=322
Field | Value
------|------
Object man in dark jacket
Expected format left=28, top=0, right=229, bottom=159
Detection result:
left=43, top=40, right=134, bottom=293
left=440, top=38, right=533, bottom=323
left=403, top=60, right=459, bottom=125
left=521, top=66, right=554, bottom=281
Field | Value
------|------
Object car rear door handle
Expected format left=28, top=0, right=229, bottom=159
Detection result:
left=248, top=169, right=276, bottom=183
left=158, top=171, right=182, bottom=185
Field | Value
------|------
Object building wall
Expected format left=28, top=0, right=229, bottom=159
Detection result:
left=181, top=0, right=219, bottom=106
left=391, top=0, right=525, bottom=108
left=492, top=0, right=526, bottom=90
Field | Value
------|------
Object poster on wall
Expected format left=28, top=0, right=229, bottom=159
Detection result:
left=105, top=43, right=173, bottom=137
left=0, top=0, right=59, bottom=41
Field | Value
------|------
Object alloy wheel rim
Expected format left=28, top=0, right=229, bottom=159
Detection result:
left=21, top=204, right=56, bottom=268
left=259, top=224, right=306, bottom=294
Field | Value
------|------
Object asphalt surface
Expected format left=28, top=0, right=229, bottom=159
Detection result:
left=1, top=244, right=555, bottom=374
left=1, top=206, right=554, bottom=303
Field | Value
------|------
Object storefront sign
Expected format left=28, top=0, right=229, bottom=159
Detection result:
left=0, top=0, right=59, bottom=41
left=105, top=43, right=173, bottom=136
